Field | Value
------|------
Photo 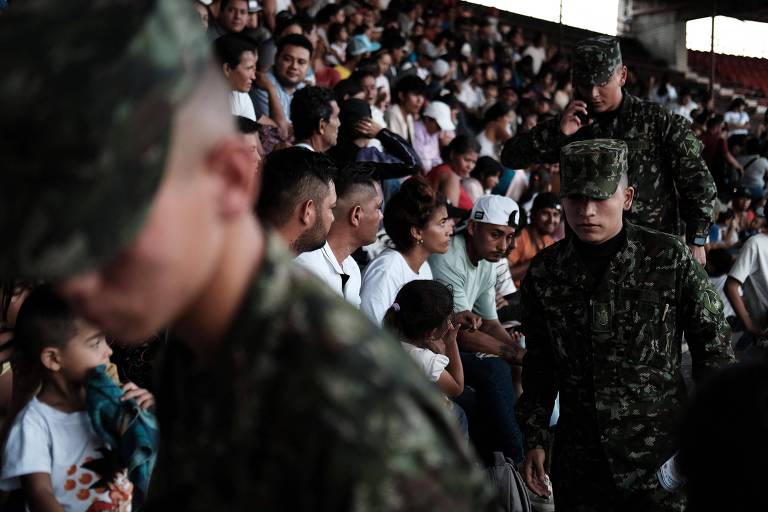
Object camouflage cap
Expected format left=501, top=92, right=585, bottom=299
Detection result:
left=572, top=35, right=622, bottom=87
left=560, top=139, right=628, bottom=200
left=0, top=0, right=210, bottom=280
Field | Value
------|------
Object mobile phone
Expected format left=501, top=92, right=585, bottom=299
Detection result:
left=573, top=89, right=590, bottom=124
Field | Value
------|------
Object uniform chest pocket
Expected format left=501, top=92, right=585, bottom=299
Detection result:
left=541, top=294, right=589, bottom=362
left=615, top=288, right=676, bottom=368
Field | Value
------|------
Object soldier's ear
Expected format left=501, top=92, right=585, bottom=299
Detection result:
left=206, top=135, right=258, bottom=218
left=618, top=65, right=628, bottom=87
left=623, top=186, right=635, bottom=211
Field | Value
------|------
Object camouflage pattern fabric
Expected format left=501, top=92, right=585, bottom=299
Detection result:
left=501, top=92, right=716, bottom=243
left=0, top=0, right=209, bottom=280
left=146, top=232, right=496, bottom=511
left=560, top=139, right=628, bottom=200
left=572, top=36, right=622, bottom=87
left=517, top=222, right=734, bottom=511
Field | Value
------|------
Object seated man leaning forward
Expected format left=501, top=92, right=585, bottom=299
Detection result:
left=518, top=139, right=734, bottom=512
left=429, top=195, right=526, bottom=463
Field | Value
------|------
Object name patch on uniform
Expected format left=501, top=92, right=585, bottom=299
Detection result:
left=592, top=301, right=612, bottom=333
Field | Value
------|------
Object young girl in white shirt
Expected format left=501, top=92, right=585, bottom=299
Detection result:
left=383, top=280, right=464, bottom=398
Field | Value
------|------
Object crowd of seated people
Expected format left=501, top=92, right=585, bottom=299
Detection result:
left=3, top=0, right=768, bottom=509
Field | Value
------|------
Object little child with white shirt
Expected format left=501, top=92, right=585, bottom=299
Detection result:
left=383, top=280, right=464, bottom=398
left=0, top=285, right=154, bottom=512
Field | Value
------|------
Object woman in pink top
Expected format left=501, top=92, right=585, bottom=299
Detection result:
left=426, top=135, right=479, bottom=212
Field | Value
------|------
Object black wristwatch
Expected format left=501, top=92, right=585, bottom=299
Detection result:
left=692, top=235, right=707, bottom=246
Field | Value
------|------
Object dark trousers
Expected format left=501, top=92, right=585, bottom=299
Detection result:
left=552, top=441, right=685, bottom=512
left=456, top=352, right=524, bottom=464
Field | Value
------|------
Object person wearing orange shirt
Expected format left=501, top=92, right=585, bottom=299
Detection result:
left=508, top=192, right=561, bottom=287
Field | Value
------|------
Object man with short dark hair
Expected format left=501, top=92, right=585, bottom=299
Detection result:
left=234, top=115, right=264, bottom=173
left=519, top=139, right=733, bottom=511
left=211, top=0, right=248, bottom=36
left=252, top=33, right=313, bottom=124
left=1, top=3, right=495, bottom=509
left=385, top=75, right=427, bottom=144
left=430, top=195, right=527, bottom=464
left=295, top=163, right=383, bottom=307
left=291, top=86, right=340, bottom=153
left=507, top=192, right=561, bottom=287
left=214, top=33, right=258, bottom=120
left=502, top=35, right=717, bottom=266
left=257, top=147, right=337, bottom=254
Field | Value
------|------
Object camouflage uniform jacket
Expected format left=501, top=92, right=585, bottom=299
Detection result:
left=517, top=222, right=734, bottom=490
left=146, top=232, right=495, bottom=511
left=501, top=92, right=716, bottom=242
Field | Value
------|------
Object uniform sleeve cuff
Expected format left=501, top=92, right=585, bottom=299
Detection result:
left=686, top=222, right=711, bottom=245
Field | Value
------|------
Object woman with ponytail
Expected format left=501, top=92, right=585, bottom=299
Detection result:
left=360, top=177, right=454, bottom=325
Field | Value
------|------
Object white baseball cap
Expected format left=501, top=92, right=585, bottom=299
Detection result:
left=432, top=58, right=450, bottom=78
left=422, top=101, right=455, bottom=132
left=470, top=195, right=520, bottom=227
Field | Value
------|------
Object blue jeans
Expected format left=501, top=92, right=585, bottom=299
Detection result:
left=457, top=352, right=525, bottom=464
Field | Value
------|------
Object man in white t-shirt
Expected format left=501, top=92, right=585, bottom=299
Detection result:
left=429, top=195, right=526, bottom=463
left=295, top=163, right=383, bottom=307
left=725, top=224, right=768, bottom=345
left=214, top=33, right=258, bottom=120
left=522, top=33, right=547, bottom=76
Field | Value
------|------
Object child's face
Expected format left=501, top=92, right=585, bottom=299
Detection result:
left=54, top=320, right=113, bottom=383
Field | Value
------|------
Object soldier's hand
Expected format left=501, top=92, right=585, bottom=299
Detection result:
left=453, top=310, right=482, bottom=332
left=560, top=100, right=591, bottom=136
left=687, top=244, right=706, bottom=266
left=523, top=448, right=551, bottom=497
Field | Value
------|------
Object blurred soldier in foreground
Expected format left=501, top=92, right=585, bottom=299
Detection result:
left=0, top=1, right=493, bottom=510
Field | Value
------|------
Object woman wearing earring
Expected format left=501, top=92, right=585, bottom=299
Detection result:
left=360, top=177, right=454, bottom=326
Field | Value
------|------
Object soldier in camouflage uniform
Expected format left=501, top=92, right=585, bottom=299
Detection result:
left=0, top=1, right=494, bottom=510
left=517, top=139, right=734, bottom=512
left=501, top=36, right=716, bottom=265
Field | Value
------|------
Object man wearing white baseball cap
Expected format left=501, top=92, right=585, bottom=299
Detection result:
left=413, top=101, right=456, bottom=170
left=430, top=194, right=527, bottom=464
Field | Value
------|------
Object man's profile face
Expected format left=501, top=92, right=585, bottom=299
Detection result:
left=296, top=181, right=336, bottom=253
left=361, top=76, right=377, bottom=105
left=562, top=185, right=633, bottom=244
left=242, top=132, right=263, bottom=174
left=358, top=182, right=384, bottom=245
left=469, top=222, right=516, bottom=262
left=56, top=159, right=236, bottom=343
left=220, top=0, right=248, bottom=33
left=400, top=91, right=424, bottom=116
left=226, top=51, right=256, bottom=93
left=575, top=65, right=626, bottom=113
left=275, top=45, right=311, bottom=88
left=322, top=100, right=341, bottom=149
left=532, top=207, right=561, bottom=236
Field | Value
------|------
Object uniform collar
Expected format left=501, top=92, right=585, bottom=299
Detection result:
left=550, top=221, right=640, bottom=291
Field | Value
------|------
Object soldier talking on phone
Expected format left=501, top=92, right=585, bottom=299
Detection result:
left=501, top=36, right=716, bottom=266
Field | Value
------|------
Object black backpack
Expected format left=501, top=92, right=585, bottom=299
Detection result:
left=485, top=452, right=533, bottom=512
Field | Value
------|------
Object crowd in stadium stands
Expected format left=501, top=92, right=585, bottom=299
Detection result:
left=2, top=0, right=768, bottom=510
